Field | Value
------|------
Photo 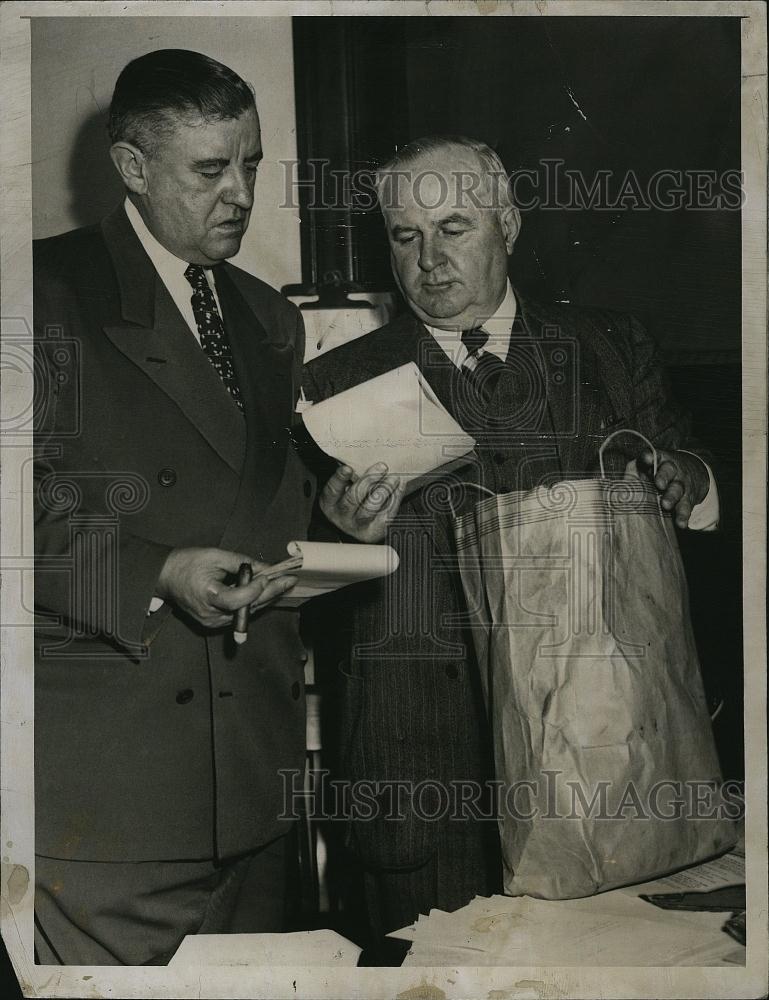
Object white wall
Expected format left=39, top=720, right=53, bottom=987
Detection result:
left=31, top=16, right=302, bottom=291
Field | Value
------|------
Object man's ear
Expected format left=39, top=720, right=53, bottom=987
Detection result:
left=109, top=142, right=149, bottom=195
left=500, top=205, right=521, bottom=255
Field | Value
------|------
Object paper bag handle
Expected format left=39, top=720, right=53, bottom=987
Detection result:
left=447, top=481, right=496, bottom=518
left=599, top=428, right=658, bottom=479
left=449, top=430, right=658, bottom=514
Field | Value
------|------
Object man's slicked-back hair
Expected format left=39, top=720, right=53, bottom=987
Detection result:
left=376, top=134, right=516, bottom=216
left=108, top=49, right=256, bottom=156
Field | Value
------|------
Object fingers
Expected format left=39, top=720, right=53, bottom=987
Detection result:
left=211, top=549, right=259, bottom=577
left=321, top=465, right=358, bottom=505
left=372, top=477, right=405, bottom=521
left=195, top=575, right=298, bottom=625
left=212, top=571, right=293, bottom=612
left=159, top=548, right=292, bottom=627
left=354, top=473, right=401, bottom=521
left=659, top=474, right=684, bottom=510
left=192, top=549, right=261, bottom=604
left=321, top=463, right=392, bottom=515
left=359, top=478, right=407, bottom=543
left=195, top=611, right=233, bottom=629
left=650, top=457, right=675, bottom=491
left=637, top=448, right=656, bottom=471
left=674, top=496, right=693, bottom=530
left=340, top=463, right=388, bottom=511
left=638, top=452, right=697, bottom=527
left=250, top=574, right=298, bottom=611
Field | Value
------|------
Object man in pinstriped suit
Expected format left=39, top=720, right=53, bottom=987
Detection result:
left=304, top=135, right=718, bottom=941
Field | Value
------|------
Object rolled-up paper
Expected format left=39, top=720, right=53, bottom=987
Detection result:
left=274, top=540, right=399, bottom=607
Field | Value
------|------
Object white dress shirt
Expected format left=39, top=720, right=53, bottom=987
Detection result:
left=426, top=281, right=518, bottom=368
left=124, top=197, right=223, bottom=341
left=425, top=281, right=718, bottom=530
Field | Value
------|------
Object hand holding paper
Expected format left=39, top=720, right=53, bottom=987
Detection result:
left=320, top=462, right=405, bottom=543
left=301, top=362, right=476, bottom=491
left=156, top=547, right=298, bottom=628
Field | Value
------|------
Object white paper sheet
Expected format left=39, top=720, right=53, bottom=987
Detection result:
left=629, top=845, right=744, bottom=893
left=302, top=362, right=476, bottom=487
left=392, top=848, right=745, bottom=968
left=170, top=930, right=361, bottom=967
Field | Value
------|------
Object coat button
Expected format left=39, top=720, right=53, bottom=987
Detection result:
left=158, top=468, right=177, bottom=487
left=303, top=480, right=313, bottom=498
left=291, top=681, right=301, bottom=700
left=445, top=664, right=459, bottom=679
left=176, top=688, right=194, bottom=704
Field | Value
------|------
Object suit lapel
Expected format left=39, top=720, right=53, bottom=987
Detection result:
left=215, top=265, right=294, bottom=528
left=101, top=206, right=246, bottom=476
left=516, top=292, right=606, bottom=475
left=411, top=322, right=465, bottom=418
left=215, top=265, right=294, bottom=457
left=379, top=295, right=608, bottom=480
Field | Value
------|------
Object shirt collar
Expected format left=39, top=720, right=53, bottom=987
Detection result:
left=123, top=198, right=224, bottom=294
left=426, top=281, right=517, bottom=364
left=123, top=197, right=192, bottom=283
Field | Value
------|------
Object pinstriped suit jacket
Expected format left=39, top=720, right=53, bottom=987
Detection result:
left=303, top=292, right=693, bottom=871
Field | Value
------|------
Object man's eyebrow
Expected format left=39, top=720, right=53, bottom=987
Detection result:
left=191, top=151, right=263, bottom=168
left=389, top=213, right=475, bottom=237
left=391, top=223, right=419, bottom=236
left=441, top=213, right=475, bottom=226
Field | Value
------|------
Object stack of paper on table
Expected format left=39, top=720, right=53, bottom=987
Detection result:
left=301, top=361, right=476, bottom=490
left=392, top=847, right=745, bottom=967
left=170, top=929, right=361, bottom=966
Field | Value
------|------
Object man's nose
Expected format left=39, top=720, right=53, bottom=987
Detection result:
left=223, top=169, right=254, bottom=211
left=418, top=237, right=445, bottom=272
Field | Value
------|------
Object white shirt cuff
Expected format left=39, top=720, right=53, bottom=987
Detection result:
left=147, top=597, right=165, bottom=615
left=680, top=452, right=719, bottom=531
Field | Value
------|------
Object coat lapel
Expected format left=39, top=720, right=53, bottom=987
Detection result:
left=215, top=265, right=295, bottom=527
left=515, top=292, right=606, bottom=476
left=101, top=206, right=246, bottom=476
left=215, top=265, right=295, bottom=459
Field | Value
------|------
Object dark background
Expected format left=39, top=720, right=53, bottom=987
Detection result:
left=293, top=16, right=743, bottom=781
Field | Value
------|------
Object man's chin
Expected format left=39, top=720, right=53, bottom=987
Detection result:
left=412, top=296, right=467, bottom=327
left=204, top=234, right=246, bottom=263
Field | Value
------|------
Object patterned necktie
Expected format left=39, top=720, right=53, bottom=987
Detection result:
left=460, top=326, right=507, bottom=402
left=183, top=263, right=244, bottom=411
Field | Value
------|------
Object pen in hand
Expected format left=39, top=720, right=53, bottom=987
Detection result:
left=234, top=562, right=252, bottom=645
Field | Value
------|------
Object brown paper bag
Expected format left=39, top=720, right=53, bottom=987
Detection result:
left=453, top=437, right=736, bottom=899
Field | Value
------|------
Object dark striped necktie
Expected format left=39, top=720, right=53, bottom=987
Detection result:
left=460, top=326, right=507, bottom=402
left=184, top=263, right=244, bottom=412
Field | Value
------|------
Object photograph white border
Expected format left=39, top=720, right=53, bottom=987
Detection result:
left=1, top=2, right=766, bottom=997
